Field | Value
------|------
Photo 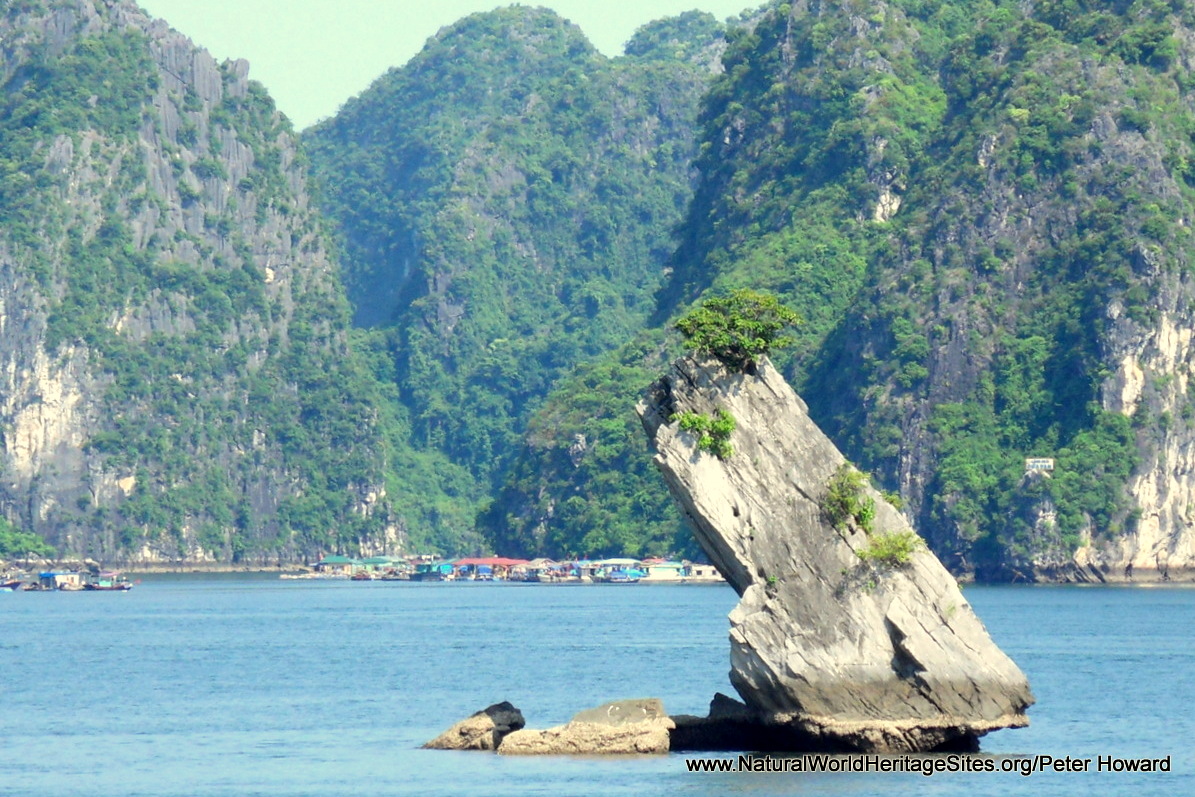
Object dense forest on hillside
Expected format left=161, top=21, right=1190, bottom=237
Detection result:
left=0, top=0, right=399, bottom=562
left=6, top=0, right=1195, bottom=580
left=472, top=0, right=1195, bottom=578
left=304, top=8, right=725, bottom=553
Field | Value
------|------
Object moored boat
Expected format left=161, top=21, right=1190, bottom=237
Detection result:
left=84, top=571, right=133, bottom=591
left=410, top=561, right=455, bottom=581
left=38, top=571, right=85, bottom=591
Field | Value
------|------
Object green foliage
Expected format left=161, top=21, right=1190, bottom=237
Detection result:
left=673, top=408, right=736, bottom=459
left=624, top=10, right=723, bottom=62
left=857, top=530, right=923, bottom=567
left=473, top=1, right=1193, bottom=570
left=656, top=0, right=1194, bottom=578
left=0, top=6, right=399, bottom=561
left=10, top=0, right=1184, bottom=574
left=0, top=516, right=54, bottom=558
left=823, top=464, right=876, bottom=534
left=0, top=29, right=157, bottom=273
left=191, top=157, right=227, bottom=180
left=675, top=289, right=800, bottom=371
left=479, top=336, right=692, bottom=560
left=307, top=7, right=721, bottom=553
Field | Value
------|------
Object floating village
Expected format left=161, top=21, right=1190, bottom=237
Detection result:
left=0, top=556, right=725, bottom=590
left=281, top=556, right=726, bottom=584
left=1, top=567, right=134, bottom=592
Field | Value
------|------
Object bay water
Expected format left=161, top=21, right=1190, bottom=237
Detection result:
left=1, top=576, right=1191, bottom=796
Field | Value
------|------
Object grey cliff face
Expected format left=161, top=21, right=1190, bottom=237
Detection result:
left=638, top=356, right=1033, bottom=752
left=0, top=0, right=392, bottom=561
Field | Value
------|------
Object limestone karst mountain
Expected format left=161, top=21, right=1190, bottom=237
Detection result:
left=495, top=1, right=1195, bottom=581
left=0, top=0, right=396, bottom=562
left=7, top=0, right=1195, bottom=578
left=304, top=8, right=724, bottom=553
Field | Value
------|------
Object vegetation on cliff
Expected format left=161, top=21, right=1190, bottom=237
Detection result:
left=674, top=288, right=801, bottom=372
left=0, top=517, right=54, bottom=559
left=480, top=336, right=692, bottom=559
left=481, top=1, right=1195, bottom=574
left=7, top=0, right=1194, bottom=575
left=0, top=0, right=398, bottom=561
left=306, top=8, right=723, bottom=553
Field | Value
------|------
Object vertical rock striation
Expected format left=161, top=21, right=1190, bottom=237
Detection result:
left=638, top=356, right=1033, bottom=752
left=0, top=0, right=394, bottom=561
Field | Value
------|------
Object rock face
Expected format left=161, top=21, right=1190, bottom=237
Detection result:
left=0, top=0, right=395, bottom=562
left=638, top=356, right=1034, bottom=752
left=422, top=702, right=525, bottom=751
left=498, top=699, right=674, bottom=756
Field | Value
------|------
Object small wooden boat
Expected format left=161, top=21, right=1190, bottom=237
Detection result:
left=84, top=571, right=133, bottom=591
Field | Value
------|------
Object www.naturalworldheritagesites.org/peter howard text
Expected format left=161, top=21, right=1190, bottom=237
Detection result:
left=685, top=754, right=1173, bottom=777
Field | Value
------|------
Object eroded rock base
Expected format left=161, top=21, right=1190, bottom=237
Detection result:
left=422, top=701, right=526, bottom=751
left=671, top=694, right=994, bottom=753
left=424, top=696, right=1017, bottom=756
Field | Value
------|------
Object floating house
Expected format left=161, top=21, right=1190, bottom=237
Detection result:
left=591, top=558, right=645, bottom=583
left=314, top=555, right=361, bottom=576
left=512, top=558, right=564, bottom=582
left=359, top=556, right=403, bottom=572
left=453, top=557, right=530, bottom=580
left=685, top=563, right=725, bottom=582
left=38, top=571, right=83, bottom=590
left=411, top=561, right=456, bottom=581
left=639, top=560, right=687, bottom=582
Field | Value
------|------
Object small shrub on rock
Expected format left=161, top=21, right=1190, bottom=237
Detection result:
left=857, top=531, right=924, bottom=567
left=673, top=408, right=736, bottom=459
left=674, top=288, right=800, bottom=372
left=823, top=463, right=875, bottom=533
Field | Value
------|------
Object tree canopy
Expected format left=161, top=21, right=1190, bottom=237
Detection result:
left=674, top=288, right=801, bottom=371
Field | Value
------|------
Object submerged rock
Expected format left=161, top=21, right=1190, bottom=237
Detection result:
left=422, top=702, right=526, bottom=751
left=638, top=356, right=1034, bottom=752
left=498, top=699, right=674, bottom=755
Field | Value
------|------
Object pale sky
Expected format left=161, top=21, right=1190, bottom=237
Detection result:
left=136, top=0, right=757, bottom=130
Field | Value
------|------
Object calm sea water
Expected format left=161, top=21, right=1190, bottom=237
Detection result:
left=1, top=576, right=1191, bottom=796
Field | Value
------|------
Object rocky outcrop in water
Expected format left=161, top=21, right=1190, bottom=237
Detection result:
left=427, top=699, right=674, bottom=756
left=498, top=699, right=674, bottom=756
left=422, top=702, right=526, bottom=751
left=637, top=356, right=1034, bottom=752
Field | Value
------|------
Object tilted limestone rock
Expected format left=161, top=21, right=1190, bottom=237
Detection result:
left=638, top=356, right=1034, bottom=752
left=422, top=702, right=526, bottom=751
left=497, top=699, right=674, bottom=756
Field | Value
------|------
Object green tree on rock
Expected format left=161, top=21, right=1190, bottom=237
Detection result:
left=675, top=288, right=801, bottom=372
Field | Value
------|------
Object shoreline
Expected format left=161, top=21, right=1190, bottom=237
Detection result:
left=6, top=560, right=1189, bottom=585
left=1027, top=565, right=1191, bottom=586
left=123, top=563, right=1191, bottom=584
